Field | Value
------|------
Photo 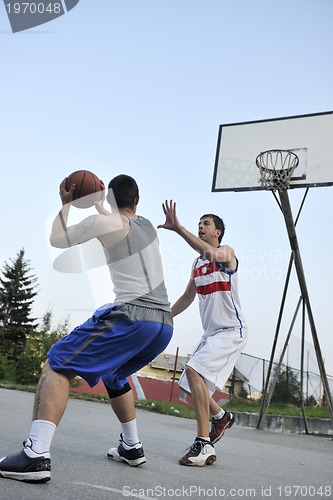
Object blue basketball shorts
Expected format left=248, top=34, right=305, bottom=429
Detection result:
left=47, top=302, right=173, bottom=391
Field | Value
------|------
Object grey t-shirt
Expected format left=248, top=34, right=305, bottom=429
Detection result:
left=103, top=216, right=171, bottom=312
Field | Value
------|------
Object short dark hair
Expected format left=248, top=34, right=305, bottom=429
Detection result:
left=107, top=174, right=139, bottom=209
left=200, top=213, right=225, bottom=243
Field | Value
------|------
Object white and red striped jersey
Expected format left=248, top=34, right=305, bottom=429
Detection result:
left=193, top=255, right=246, bottom=337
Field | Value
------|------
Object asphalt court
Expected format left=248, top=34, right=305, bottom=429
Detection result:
left=0, top=389, right=332, bottom=499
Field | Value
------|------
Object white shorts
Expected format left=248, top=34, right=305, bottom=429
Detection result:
left=179, top=327, right=248, bottom=396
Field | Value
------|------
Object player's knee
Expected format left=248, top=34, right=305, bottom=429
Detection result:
left=41, top=360, right=52, bottom=376
left=186, top=366, right=205, bottom=386
left=104, top=382, right=131, bottom=399
left=41, top=360, right=75, bottom=383
left=185, top=365, right=199, bottom=382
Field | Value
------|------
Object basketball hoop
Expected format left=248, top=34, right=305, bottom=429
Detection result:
left=256, top=149, right=299, bottom=191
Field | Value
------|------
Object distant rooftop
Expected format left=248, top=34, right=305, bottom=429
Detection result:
left=149, top=352, right=190, bottom=372
left=149, top=352, right=248, bottom=382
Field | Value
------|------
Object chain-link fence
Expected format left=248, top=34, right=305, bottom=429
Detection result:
left=235, top=348, right=333, bottom=406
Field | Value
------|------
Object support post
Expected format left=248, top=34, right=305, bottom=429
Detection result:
left=278, top=190, right=333, bottom=423
left=257, top=296, right=303, bottom=429
left=169, top=347, right=179, bottom=402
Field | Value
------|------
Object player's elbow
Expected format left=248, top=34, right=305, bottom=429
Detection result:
left=49, top=234, right=70, bottom=248
left=204, top=245, right=234, bottom=263
left=201, top=249, right=215, bottom=262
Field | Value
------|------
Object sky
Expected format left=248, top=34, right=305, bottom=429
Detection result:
left=0, top=0, right=333, bottom=377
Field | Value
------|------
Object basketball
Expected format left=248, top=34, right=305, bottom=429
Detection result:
left=65, top=170, right=105, bottom=209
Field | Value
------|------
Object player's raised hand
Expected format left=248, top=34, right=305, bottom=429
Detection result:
left=94, top=187, right=110, bottom=215
left=59, top=178, right=75, bottom=206
left=158, top=200, right=181, bottom=232
left=95, top=199, right=111, bottom=215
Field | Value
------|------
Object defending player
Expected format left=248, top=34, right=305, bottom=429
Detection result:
left=158, top=200, right=247, bottom=466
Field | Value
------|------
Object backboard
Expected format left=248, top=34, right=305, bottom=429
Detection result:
left=212, top=111, right=333, bottom=192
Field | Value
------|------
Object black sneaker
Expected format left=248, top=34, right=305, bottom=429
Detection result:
left=107, top=434, right=146, bottom=467
left=0, top=439, right=51, bottom=483
left=179, top=439, right=216, bottom=467
left=209, top=411, right=236, bottom=444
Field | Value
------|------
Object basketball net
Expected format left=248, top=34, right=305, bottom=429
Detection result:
left=256, top=149, right=299, bottom=191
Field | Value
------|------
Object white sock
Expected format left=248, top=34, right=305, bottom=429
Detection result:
left=212, top=409, right=225, bottom=420
left=28, top=420, right=57, bottom=454
left=196, top=436, right=210, bottom=442
left=121, top=419, right=139, bottom=446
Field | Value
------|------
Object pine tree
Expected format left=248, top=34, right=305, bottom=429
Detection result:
left=0, top=248, right=38, bottom=360
left=271, top=366, right=301, bottom=405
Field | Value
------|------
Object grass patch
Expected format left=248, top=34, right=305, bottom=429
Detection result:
left=69, top=392, right=110, bottom=403
left=0, top=383, right=36, bottom=393
left=225, top=397, right=330, bottom=419
left=0, top=383, right=330, bottom=419
left=135, top=398, right=330, bottom=420
left=135, top=399, right=196, bottom=419
left=135, top=398, right=330, bottom=419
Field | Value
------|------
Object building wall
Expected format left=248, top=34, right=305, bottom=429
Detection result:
left=137, top=365, right=244, bottom=395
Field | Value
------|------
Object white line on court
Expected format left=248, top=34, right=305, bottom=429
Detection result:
left=74, top=481, right=159, bottom=500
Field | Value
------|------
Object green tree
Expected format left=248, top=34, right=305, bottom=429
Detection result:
left=0, top=351, right=15, bottom=382
left=305, top=394, right=318, bottom=407
left=14, top=309, right=70, bottom=385
left=238, top=385, right=249, bottom=400
left=0, top=249, right=38, bottom=360
left=271, top=366, right=301, bottom=405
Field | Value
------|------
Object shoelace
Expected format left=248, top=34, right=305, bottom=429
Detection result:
left=187, top=440, right=209, bottom=455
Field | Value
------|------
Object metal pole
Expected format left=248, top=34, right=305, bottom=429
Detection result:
left=257, top=296, right=303, bottom=429
left=258, top=189, right=308, bottom=428
left=257, top=252, right=294, bottom=428
left=306, top=350, right=309, bottom=401
left=278, top=190, right=333, bottom=423
left=169, top=347, right=179, bottom=402
left=300, top=298, right=309, bottom=434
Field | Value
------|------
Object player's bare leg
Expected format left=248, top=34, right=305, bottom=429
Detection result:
left=110, top=389, right=136, bottom=423
left=186, top=366, right=210, bottom=437
left=179, top=366, right=216, bottom=466
left=33, top=361, right=72, bottom=424
left=209, top=393, right=235, bottom=445
left=107, top=389, right=146, bottom=467
left=0, top=361, right=72, bottom=482
left=210, top=397, right=223, bottom=416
